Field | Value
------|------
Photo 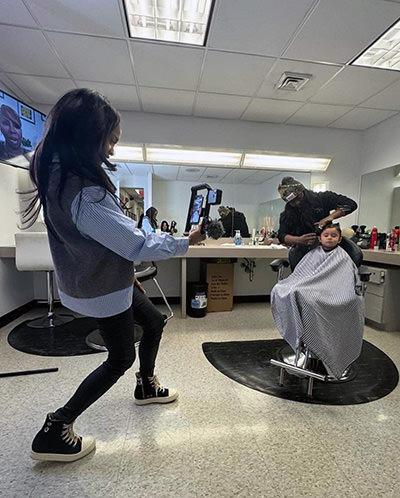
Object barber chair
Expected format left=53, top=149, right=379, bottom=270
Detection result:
left=85, top=261, right=173, bottom=352
left=269, top=237, right=371, bottom=396
left=15, top=232, right=74, bottom=328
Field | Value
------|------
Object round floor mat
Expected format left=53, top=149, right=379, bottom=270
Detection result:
left=202, top=339, right=399, bottom=405
left=8, top=317, right=102, bottom=357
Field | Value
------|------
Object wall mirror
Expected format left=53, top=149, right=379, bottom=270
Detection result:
left=150, top=164, right=310, bottom=237
left=358, top=165, right=400, bottom=233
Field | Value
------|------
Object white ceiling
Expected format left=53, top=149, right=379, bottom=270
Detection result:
left=3, top=0, right=400, bottom=190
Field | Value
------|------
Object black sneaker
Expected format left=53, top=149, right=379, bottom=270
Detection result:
left=134, top=372, right=178, bottom=405
left=31, top=414, right=96, bottom=462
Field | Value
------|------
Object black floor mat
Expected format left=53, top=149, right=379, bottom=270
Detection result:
left=202, top=339, right=399, bottom=405
left=8, top=317, right=101, bottom=357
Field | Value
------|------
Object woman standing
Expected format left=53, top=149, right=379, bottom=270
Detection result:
left=138, top=206, right=158, bottom=232
left=23, top=88, right=205, bottom=463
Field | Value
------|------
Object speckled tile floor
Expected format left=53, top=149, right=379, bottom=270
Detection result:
left=0, top=303, right=399, bottom=498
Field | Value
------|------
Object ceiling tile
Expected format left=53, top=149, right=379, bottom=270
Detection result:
left=359, top=79, right=400, bottom=111
left=47, top=32, right=134, bottom=84
left=286, top=103, right=353, bottom=126
left=329, top=108, right=398, bottom=130
left=117, top=163, right=151, bottom=176
left=131, top=42, right=204, bottom=90
left=200, top=51, right=275, bottom=96
left=1, top=0, right=37, bottom=27
left=76, top=81, right=140, bottom=111
left=310, top=66, right=400, bottom=105
left=200, top=167, right=231, bottom=181
left=194, top=93, right=251, bottom=119
left=257, top=59, right=341, bottom=101
left=242, top=98, right=304, bottom=123
left=241, top=170, right=275, bottom=184
left=177, top=166, right=205, bottom=181
left=284, top=0, right=400, bottom=64
left=152, top=164, right=180, bottom=181
left=0, top=74, right=31, bottom=102
left=222, top=169, right=257, bottom=184
left=208, top=0, right=315, bottom=57
left=7, top=74, right=75, bottom=104
left=140, top=87, right=195, bottom=115
left=0, top=25, right=68, bottom=77
left=26, top=0, right=125, bottom=37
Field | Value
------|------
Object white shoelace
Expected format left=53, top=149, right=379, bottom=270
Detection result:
left=61, top=423, right=80, bottom=447
left=150, top=375, right=166, bottom=394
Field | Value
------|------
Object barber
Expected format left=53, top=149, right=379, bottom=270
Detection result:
left=277, top=177, right=357, bottom=268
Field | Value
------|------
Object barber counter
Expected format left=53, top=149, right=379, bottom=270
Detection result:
left=3, top=242, right=400, bottom=325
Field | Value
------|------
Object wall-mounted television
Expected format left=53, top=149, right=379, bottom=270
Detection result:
left=0, top=88, right=46, bottom=169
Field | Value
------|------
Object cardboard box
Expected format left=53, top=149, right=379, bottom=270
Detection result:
left=204, top=262, right=234, bottom=312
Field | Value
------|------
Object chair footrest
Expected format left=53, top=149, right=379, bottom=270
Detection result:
left=270, top=359, right=327, bottom=381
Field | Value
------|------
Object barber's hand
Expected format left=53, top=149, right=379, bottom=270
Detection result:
left=297, top=233, right=317, bottom=246
left=315, top=216, right=333, bottom=229
left=188, top=225, right=206, bottom=245
left=134, top=277, right=146, bottom=294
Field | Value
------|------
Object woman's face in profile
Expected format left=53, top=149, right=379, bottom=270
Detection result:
left=104, top=123, right=121, bottom=159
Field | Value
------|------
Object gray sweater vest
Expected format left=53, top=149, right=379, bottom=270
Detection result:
left=45, top=170, right=134, bottom=299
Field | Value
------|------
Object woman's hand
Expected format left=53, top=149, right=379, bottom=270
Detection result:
left=297, top=233, right=317, bottom=246
left=188, top=225, right=206, bottom=245
left=134, top=277, right=146, bottom=293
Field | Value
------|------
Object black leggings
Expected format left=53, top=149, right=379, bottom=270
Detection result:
left=53, top=285, right=165, bottom=423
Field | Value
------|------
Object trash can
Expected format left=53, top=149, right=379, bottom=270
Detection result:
left=187, top=282, right=208, bottom=318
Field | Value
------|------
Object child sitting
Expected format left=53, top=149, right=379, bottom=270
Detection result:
left=318, top=222, right=342, bottom=251
left=271, top=223, right=364, bottom=379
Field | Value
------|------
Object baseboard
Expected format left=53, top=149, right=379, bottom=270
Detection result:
left=0, top=300, right=36, bottom=328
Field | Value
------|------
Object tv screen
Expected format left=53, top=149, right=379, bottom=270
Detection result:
left=0, top=89, right=46, bottom=169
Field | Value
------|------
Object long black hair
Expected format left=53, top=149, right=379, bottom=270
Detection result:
left=138, top=207, right=158, bottom=229
left=20, top=88, right=120, bottom=228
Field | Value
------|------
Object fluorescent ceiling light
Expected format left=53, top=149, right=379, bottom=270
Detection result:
left=123, top=0, right=214, bottom=46
left=113, top=145, right=143, bottom=161
left=146, top=147, right=242, bottom=166
left=243, top=153, right=331, bottom=171
left=352, top=19, right=400, bottom=71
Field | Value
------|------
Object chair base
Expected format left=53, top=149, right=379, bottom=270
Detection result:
left=27, top=313, right=75, bottom=329
left=278, top=344, right=355, bottom=383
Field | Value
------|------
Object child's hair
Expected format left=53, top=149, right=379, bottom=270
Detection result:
left=21, top=88, right=120, bottom=229
left=320, top=222, right=342, bottom=236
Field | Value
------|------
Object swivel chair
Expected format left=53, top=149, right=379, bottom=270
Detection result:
left=14, top=232, right=74, bottom=328
left=85, top=261, right=173, bottom=352
left=269, top=237, right=371, bottom=396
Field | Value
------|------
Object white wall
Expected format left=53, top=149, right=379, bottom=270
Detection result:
left=0, top=164, right=35, bottom=315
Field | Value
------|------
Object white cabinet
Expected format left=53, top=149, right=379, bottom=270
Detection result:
left=364, top=265, right=400, bottom=331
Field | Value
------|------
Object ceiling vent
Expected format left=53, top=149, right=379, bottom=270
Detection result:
left=275, top=72, right=312, bottom=91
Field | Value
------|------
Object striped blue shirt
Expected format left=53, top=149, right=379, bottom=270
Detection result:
left=57, top=186, right=188, bottom=318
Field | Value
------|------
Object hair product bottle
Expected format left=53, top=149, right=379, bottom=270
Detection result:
left=370, top=226, right=378, bottom=250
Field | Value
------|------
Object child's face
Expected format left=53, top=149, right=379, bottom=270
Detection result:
left=319, top=227, right=342, bottom=250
